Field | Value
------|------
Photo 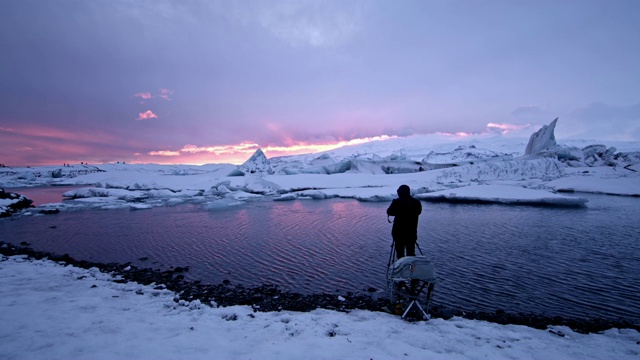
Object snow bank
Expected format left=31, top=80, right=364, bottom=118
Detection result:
left=416, top=185, right=589, bottom=206
left=1, top=255, right=638, bottom=360
left=546, top=176, right=640, bottom=197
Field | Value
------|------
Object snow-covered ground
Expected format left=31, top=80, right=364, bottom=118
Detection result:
left=1, top=123, right=640, bottom=358
left=2, top=255, right=638, bottom=360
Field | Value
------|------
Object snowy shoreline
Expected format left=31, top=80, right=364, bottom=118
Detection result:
left=2, top=251, right=639, bottom=360
left=2, top=241, right=638, bottom=335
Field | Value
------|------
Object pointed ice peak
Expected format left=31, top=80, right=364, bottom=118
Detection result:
left=237, top=148, right=273, bottom=175
left=243, top=148, right=268, bottom=165
left=525, top=118, right=558, bottom=155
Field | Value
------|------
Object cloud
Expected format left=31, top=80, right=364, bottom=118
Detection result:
left=146, top=135, right=395, bottom=164
left=132, top=89, right=173, bottom=102
left=511, top=105, right=546, bottom=117
left=570, top=102, right=640, bottom=122
left=133, top=92, right=152, bottom=100
left=148, top=150, right=180, bottom=156
left=563, top=102, right=640, bottom=141
left=487, top=122, right=532, bottom=134
left=0, top=124, right=116, bottom=143
left=0, top=125, right=126, bottom=166
left=158, top=88, right=173, bottom=100
left=227, top=0, right=364, bottom=47
left=147, top=143, right=261, bottom=164
left=136, top=110, right=158, bottom=121
left=179, top=143, right=259, bottom=155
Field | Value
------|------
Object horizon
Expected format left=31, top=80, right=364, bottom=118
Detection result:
left=1, top=0, right=639, bottom=167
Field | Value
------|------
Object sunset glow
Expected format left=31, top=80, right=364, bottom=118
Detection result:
left=487, top=123, right=531, bottom=134
left=143, top=135, right=396, bottom=165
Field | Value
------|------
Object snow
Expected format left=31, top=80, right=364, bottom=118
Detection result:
left=1, top=121, right=640, bottom=358
left=0, top=198, right=19, bottom=207
left=1, top=255, right=638, bottom=360
left=546, top=175, right=640, bottom=197
left=416, top=185, right=589, bottom=206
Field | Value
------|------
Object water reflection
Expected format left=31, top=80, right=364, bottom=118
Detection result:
left=9, top=185, right=86, bottom=206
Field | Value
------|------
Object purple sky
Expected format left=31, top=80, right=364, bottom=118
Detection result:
left=1, top=0, right=639, bottom=166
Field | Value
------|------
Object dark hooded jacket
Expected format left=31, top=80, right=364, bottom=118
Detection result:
left=386, top=185, right=422, bottom=240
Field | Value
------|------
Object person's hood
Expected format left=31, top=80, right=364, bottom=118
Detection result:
left=397, top=185, right=411, bottom=198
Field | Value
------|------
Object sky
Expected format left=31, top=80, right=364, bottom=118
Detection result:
left=1, top=0, right=639, bottom=166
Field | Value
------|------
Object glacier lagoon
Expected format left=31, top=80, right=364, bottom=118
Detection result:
left=1, top=192, right=638, bottom=323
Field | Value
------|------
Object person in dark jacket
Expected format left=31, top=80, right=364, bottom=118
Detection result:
left=387, top=184, right=422, bottom=260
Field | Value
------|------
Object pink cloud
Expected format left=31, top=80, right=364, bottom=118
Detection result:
left=131, top=89, right=173, bottom=103
left=0, top=126, right=122, bottom=166
left=487, top=122, right=527, bottom=130
left=2, top=124, right=115, bottom=143
left=487, top=122, right=530, bottom=134
left=143, top=136, right=395, bottom=165
left=179, top=143, right=260, bottom=155
left=148, top=150, right=180, bottom=156
left=133, top=92, right=152, bottom=100
left=136, top=110, right=158, bottom=121
left=158, top=88, right=173, bottom=101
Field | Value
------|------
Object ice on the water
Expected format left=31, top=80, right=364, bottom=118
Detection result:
left=416, top=185, right=589, bottom=206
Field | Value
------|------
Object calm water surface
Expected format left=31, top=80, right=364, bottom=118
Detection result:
left=2, top=190, right=639, bottom=322
left=9, top=185, right=85, bottom=206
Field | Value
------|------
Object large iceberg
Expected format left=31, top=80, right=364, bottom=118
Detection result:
left=525, top=118, right=558, bottom=155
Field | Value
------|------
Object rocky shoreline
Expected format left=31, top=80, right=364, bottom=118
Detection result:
left=1, top=241, right=638, bottom=335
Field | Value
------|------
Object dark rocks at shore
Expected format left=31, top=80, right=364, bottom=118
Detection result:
left=39, top=208, right=60, bottom=215
left=0, top=189, right=34, bottom=217
left=1, top=241, right=638, bottom=334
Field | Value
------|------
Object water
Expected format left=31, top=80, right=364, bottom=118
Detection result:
left=7, top=185, right=85, bottom=206
left=2, top=190, right=639, bottom=322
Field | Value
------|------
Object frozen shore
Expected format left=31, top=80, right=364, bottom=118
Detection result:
left=1, top=241, right=637, bottom=334
left=2, top=246, right=639, bottom=360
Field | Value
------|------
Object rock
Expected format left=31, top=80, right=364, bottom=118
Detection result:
left=0, top=189, right=34, bottom=217
left=51, top=168, right=63, bottom=178
left=525, top=118, right=558, bottom=155
left=39, top=208, right=60, bottom=215
left=227, top=169, right=244, bottom=177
